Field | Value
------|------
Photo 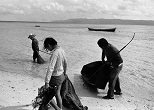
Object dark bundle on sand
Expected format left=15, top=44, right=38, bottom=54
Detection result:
left=61, top=74, right=88, bottom=110
left=81, top=61, right=110, bottom=89
left=32, top=74, right=88, bottom=110
left=37, top=55, right=45, bottom=64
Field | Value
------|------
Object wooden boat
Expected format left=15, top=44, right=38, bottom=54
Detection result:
left=81, top=61, right=111, bottom=89
left=88, top=27, right=116, bottom=32
left=35, top=25, right=40, bottom=27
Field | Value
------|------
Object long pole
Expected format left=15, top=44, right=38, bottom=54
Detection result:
left=24, top=44, right=51, bottom=55
left=88, top=33, right=135, bottom=80
left=114, top=33, right=135, bottom=56
left=39, top=50, right=51, bottom=55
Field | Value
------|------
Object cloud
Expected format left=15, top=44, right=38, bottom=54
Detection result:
left=60, top=0, right=110, bottom=14
left=0, top=4, right=24, bottom=15
left=0, top=0, right=154, bottom=21
left=0, top=0, right=65, bottom=14
left=41, top=2, right=65, bottom=12
left=109, top=0, right=154, bottom=20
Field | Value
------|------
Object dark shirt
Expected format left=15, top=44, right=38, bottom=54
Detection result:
left=102, top=44, right=123, bottom=67
left=32, top=39, right=39, bottom=51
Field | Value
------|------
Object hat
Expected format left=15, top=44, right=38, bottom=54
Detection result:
left=28, top=33, right=36, bottom=39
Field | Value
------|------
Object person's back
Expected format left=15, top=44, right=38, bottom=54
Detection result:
left=49, top=47, right=67, bottom=76
left=105, top=44, right=123, bottom=67
left=32, top=38, right=39, bottom=51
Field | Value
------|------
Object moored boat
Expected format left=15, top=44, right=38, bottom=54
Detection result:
left=88, top=27, right=116, bottom=32
left=35, top=25, right=40, bottom=27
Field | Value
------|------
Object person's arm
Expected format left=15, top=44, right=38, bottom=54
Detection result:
left=63, top=57, right=67, bottom=75
left=45, top=54, right=57, bottom=88
left=101, top=50, right=105, bottom=62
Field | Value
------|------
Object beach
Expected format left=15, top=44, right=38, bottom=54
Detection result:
left=0, top=22, right=154, bottom=110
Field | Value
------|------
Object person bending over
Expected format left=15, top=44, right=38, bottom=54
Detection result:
left=97, top=38, right=123, bottom=99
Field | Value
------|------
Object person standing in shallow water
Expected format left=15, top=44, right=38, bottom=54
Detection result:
left=28, top=34, right=44, bottom=64
left=43, top=37, right=67, bottom=110
left=97, top=38, right=123, bottom=99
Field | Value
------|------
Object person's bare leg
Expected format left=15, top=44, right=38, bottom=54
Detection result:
left=45, top=99, right=61, bottom=110
left=55, top=84, right=63, bottom=109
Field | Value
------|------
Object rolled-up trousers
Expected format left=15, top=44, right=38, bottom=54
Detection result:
left=33, top=51, right=39, bottom=61
left=107, top=64, right=123, bottom=97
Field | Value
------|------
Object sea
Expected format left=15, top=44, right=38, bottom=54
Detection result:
left=0, top=21, right=154, bottom=102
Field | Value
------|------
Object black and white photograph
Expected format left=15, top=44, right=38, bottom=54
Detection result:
left=0, top=0, right=154, bottom=110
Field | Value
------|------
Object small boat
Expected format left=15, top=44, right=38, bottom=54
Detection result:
left=35, top=25, right=40, bottom=27
left=88, top=27, right=116, bottom=32
left=81, top=61, right=111, bottom=89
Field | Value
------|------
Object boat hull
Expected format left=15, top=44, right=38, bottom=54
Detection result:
left=88, top=27, right=116, bottom=32
left=81, top=61, right=111, bottom=89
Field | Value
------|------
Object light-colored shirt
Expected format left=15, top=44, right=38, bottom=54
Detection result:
left=45, top=47, right=67, bottom=83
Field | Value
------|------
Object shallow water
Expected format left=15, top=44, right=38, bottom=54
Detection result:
left=0, top=22, right=154, bottom=101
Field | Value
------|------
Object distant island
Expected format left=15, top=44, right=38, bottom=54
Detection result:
left=51, top=18, right=154, bottom=26
left=1, top=18, right=154, bottom=26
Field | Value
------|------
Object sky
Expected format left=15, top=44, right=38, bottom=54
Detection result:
left=0, top=0, right=154, bottom=22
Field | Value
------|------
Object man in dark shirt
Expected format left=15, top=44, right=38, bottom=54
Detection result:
left=28, top=34, right=40, bottom=63
left=97, top=38, right=123, bottom=99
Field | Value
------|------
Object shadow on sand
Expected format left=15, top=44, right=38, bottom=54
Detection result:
left=0, top=104, right=32, bottom=110
left=72, top=73, right=107, bottom=99
left=0, top=104, right=71, bottom=110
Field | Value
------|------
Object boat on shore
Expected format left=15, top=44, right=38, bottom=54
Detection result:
left=88, top=27, right=116, bottom=32
left=81, top=61, right=111, bottom=89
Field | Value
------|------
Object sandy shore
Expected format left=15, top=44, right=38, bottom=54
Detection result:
left=0, top=22, right=154, bottom=110
left=0, top=69, right=154, bottom=110
left=0, top=70, right=44, bottom=110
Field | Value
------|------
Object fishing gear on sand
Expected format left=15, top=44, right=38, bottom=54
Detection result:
left=88, top=33, right=135, bottom=80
